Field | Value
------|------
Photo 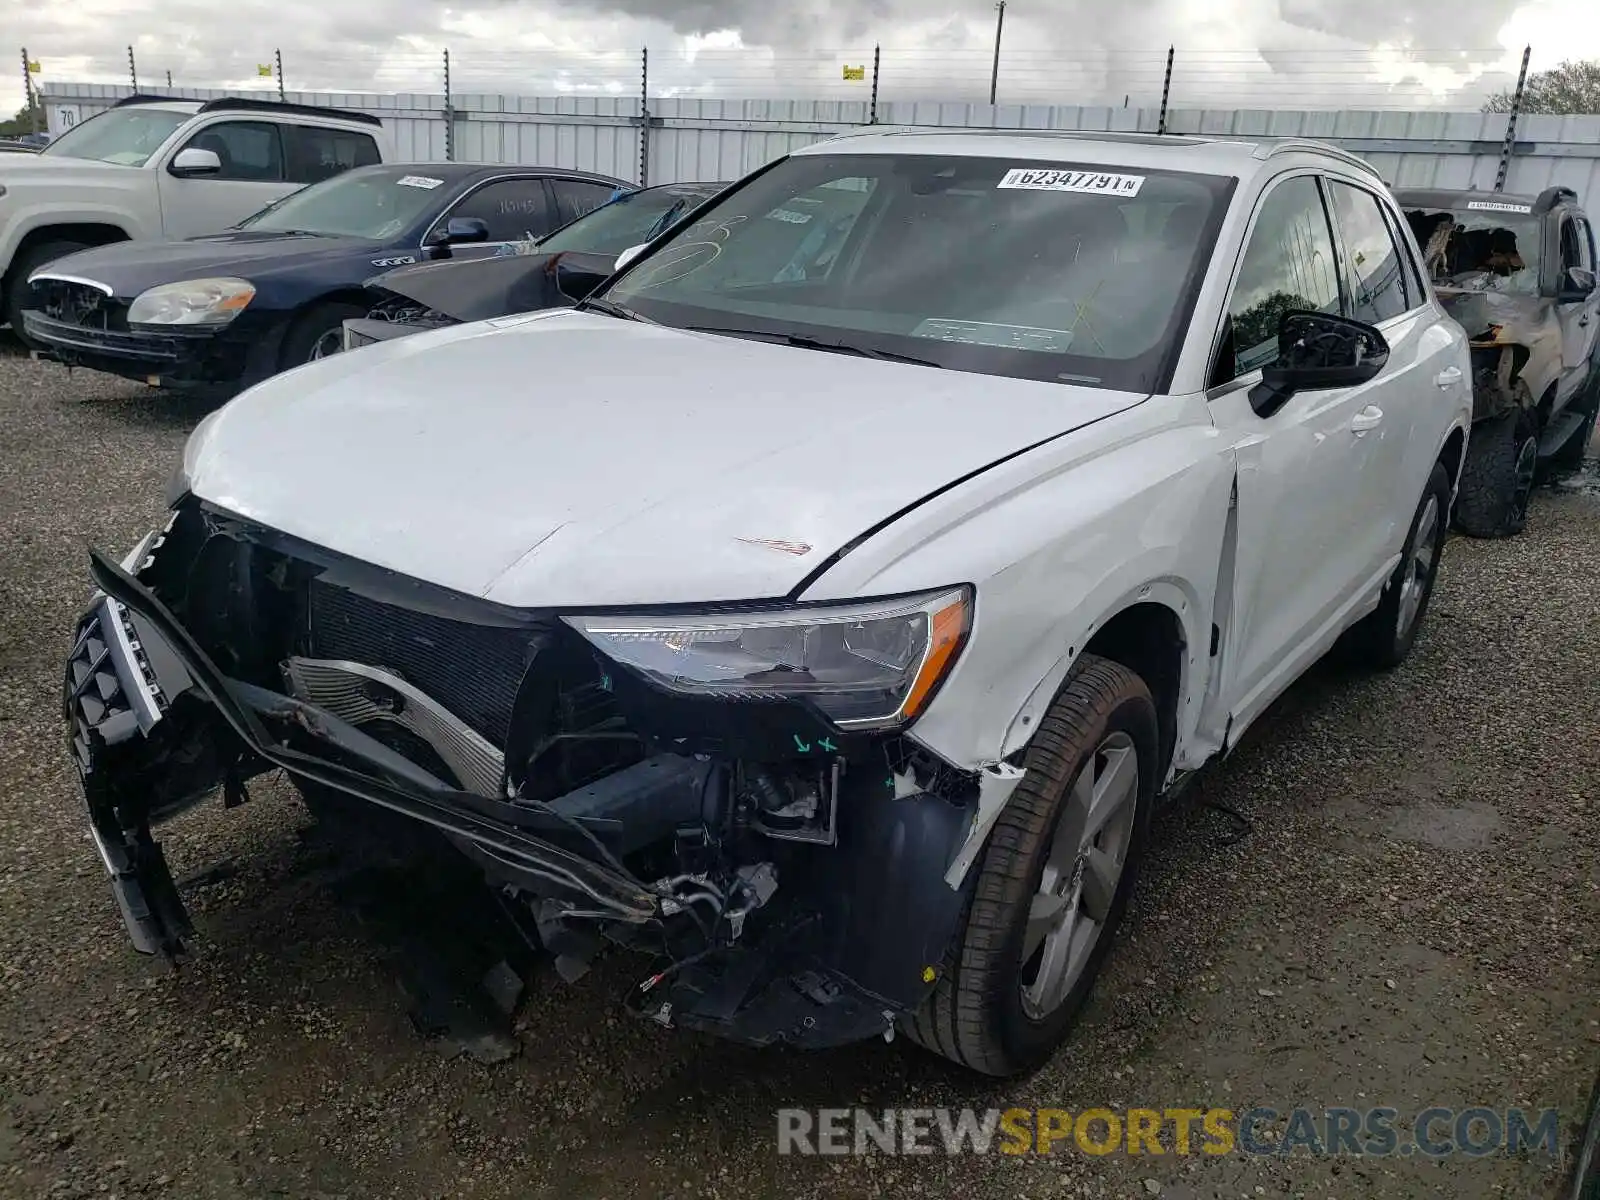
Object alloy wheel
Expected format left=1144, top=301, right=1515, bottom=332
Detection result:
left=1019, top=731, right=1139, bottom=1021
left=1395, top=493, right=1441, bottom=640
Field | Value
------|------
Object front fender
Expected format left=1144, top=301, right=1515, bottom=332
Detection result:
left=798, top=393, right=1233, bottom=772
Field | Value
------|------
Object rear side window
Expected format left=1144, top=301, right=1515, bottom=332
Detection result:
left=285, top=125, right=380, bottom=185
left=180, top=120, right=284, bottom=182
left=551, top=179, right=623, bottom=226
left=1325, top=181, right=1409, bottom=324
left=1222, top=175, right=1342, bottom=379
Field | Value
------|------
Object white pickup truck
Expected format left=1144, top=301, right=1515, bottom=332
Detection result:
left=1, top=95, right=393, bottom=333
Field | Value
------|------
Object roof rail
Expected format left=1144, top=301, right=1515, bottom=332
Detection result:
left=1253, top=137, right=1380, bottom=177
left=1532, top=185, right=1578, bottom=215
left=194, top=96, right=383, bottom=128
left=114, top=93, right=189, bottom=107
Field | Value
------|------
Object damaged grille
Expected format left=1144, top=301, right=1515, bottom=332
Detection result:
left=31, top=279, right=128, bottom=331
left=305, top=580, right=536, bottom=747
left=64, top=601, right=163, bottom=772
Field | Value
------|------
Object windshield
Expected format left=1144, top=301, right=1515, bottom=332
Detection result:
left=238, top=167, right=451, bottom=239
left=41, top=107, right=190, bottom=167
left=1402, top=204, right=1543, bottom=296
left=604, top=153, right=1234, bottom=392
left=539, top=186, right=718, bottom=256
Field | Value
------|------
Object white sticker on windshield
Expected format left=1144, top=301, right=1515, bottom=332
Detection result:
left=997, top=168, right=1144, bottom=197
left=766, top=208, right=813, bottom=225
left=397, top=175, right=445, bottom=190
left=1466, top=200, right=1532, bottom=213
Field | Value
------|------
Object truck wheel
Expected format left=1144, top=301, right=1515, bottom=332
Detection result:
left=1455, top=410, right=1537, bottom=538
left=1345, top=461, right=1450, bottom=670
left=278, top=301, right=367, bottom=369
left=905, top=655, right=1158, bottom=1077
left=1548, top=375, right=1598, bottom=472
left=4, top=239, right=91, bottom=343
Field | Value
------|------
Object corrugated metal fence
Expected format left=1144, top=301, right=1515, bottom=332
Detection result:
left=40, top=82, right=1600, bottom=209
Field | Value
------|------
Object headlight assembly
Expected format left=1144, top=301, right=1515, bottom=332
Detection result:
left=128, top=277, right=255, bottom=327
left=564, top=586, right=972, bottom=729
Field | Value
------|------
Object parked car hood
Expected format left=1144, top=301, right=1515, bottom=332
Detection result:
left=369, top=250, right=617, bottom=323
left=184, top=310, right=1150, bottom=607
left=38, top=232, right=385, bottom=297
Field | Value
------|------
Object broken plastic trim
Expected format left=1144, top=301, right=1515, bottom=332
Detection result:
left=85, top=548, right=659, bottom=924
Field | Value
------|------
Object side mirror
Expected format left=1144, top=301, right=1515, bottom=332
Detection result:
left=613, top=243, right=648, bottom=272
left=168, top=147, right=222, bottom=178
left=1559, top=266, right=1597, bottom=302
left=1249, top=311, right=1390, bottom=419
left=424, top=216, right=491, bottom=259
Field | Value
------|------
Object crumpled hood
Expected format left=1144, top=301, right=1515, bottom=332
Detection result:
left=42, top=233, right=375, bottom=297
left=184, top=310, right=1148, bottom=607
left=370, top=250, right=616, bottom=322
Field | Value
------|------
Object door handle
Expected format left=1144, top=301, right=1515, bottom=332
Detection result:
left=1350, top=405, right=1384, bottom=435
left=1434, top=366, right=1463, bottom=389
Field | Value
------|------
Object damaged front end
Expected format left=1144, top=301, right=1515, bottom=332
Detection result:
left=65, top=500, right=996, bottom=1049
left=1436, top=289, right=1560, bottom=422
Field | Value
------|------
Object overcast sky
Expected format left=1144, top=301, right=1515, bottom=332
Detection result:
left=6, top=0, right=1599, bottom=118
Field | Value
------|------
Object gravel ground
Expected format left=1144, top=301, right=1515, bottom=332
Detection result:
left=1, top=353, right=1597, bottom=1200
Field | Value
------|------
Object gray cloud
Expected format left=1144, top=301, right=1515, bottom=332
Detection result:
left=0, top=0, right=1543, bottom=116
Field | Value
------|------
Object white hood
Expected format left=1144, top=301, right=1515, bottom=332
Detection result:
left=185, top=310, right=1148, bottom=607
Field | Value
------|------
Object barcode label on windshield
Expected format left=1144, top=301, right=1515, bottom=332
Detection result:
left=997, top=168, right=1144, bottom=197
left=1466, top=200, right=1531, bottom=213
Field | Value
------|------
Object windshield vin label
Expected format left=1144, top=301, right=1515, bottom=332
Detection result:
left=1466, top=200, right=1532, bottom=213
left=997, top=168, right=1144, bottom=197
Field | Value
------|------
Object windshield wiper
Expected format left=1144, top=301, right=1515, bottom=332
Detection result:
left=684, top=326, right=943, bottom=368
left=579, top=296, right=652, bottom=323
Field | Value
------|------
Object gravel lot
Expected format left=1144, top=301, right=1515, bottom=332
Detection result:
left=1, top=352, right=1597, bottom=1200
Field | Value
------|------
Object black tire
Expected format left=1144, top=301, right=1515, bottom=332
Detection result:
left=1548, top=374, right=1599, bottom=472
left=4, top=239, right=91, bottom=343
left=277, top=301, right=367, bottom=370
left=1455, top=409, right=1537, bottom=538
left=905, top=655, right=1158, bottom=1077
left=1346, top=461, right=1451, bottom=670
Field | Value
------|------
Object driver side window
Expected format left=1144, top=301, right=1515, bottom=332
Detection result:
left=1216, top=176, right=1342, bottom=384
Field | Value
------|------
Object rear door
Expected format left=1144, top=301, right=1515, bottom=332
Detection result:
left=1323, top=177, right=1462, bottom=562
left=282, top=124, right=381, bottom=186
left=155, top=119, right=298, bottom=238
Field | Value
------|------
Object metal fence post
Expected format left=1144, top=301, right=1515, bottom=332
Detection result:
left=869, top=45, right=880, bottom=125
left=275, top=48, right=285, bottom=102
left=165, top=70, right=173, bottom=89
left=638, top=47, right=650, bottom=186
left=1157, top=45, right=1174, bottom=134
left=127, top=46, right=138, bottom=92
left=989, top=1, right=1006, bottom=106
left=443, top=48, right=454, bottom=162
left=1494, top=44, right=1532, bottom=193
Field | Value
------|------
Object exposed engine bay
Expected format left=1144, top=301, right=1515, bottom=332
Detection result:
left=1403, top=204, right=1560, bottom=422
left=65, top=499, right=990, bottom=1048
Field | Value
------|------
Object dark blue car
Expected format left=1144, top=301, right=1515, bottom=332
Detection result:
left=21, top=161, right=631, bottom=392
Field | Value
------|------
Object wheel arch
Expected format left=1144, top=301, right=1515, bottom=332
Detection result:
left=4, top=223, right=130, bottom=293
left=1000, top=585, right=1197, bottom=784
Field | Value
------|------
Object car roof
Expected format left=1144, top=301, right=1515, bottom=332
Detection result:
left=797, top=127, right=1382, bottom=185
left=328, top=162, right=633, bottom=188
left=1392, top=187, right=1541, bottom=209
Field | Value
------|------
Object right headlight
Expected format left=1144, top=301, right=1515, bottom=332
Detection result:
left=128, top=277, right=255, bottom=327
left=563, top=586, right=972, bottom=730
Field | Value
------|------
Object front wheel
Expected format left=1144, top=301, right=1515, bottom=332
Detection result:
left=1455, top=409, right=1537, bottom=538
left=905, top=655, right=1158, bottom=1076
left=277, top=301, right=368, bottom=370
left=1346, top=461, right=1451, bottom=669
